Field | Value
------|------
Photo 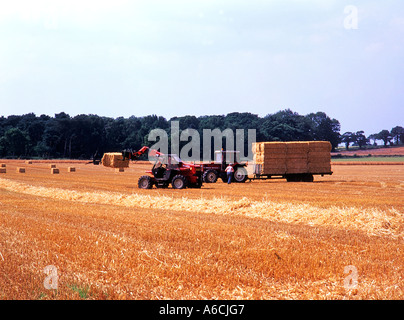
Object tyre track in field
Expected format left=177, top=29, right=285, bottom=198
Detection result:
left=0, top=178, right=402, bottom=238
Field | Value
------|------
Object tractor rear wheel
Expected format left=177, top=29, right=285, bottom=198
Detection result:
left=171, top=175, right=188, bottom=189
left=233, top=167, right=248, bottom=183
left=138, top=175, right=153, bottom=189
left=203, top=169, right=218, bottom=183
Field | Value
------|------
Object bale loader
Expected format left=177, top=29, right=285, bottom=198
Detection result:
left=121, top=147, right=203, bottom=189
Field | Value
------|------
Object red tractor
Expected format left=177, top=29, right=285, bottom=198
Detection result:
left=122, top=147, right=202, bottom=189
left=200, top=150, right=248, bottom=183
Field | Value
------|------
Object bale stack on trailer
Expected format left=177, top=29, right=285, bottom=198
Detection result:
left=253, top=141, right=332, bottom=181
left=101, top=152, right=129, bottom=169
left=307, top=141, right=332, bottom=173
left=253, top=142, right=286, bottom=175
left=285, top=142, right=309, bottom=174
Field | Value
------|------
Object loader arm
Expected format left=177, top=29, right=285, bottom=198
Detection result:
left=122, top=146, right=163, bottom=161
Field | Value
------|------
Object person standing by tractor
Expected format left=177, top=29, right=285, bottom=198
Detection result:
left=225, top=163, right=235, bottom=184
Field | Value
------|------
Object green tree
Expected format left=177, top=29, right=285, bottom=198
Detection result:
left=368, top=133, right=378, bottom=146
left=306, top=112, right=341, bottom=151
left=390, top=126, right=404, bottom=145
left=376, top=130, right=392, bottom=146
left=355, top=131, right=368, bottom=149
left=260, top=109, right=312, bottom=142
left=2, top=128, right=29, bottom=157
left=341, top=132, right=355, bottom=150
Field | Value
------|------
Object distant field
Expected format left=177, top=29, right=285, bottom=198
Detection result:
left=0, top=160, right=403, bottom=300
left=332, top=156, right=404, bottom=163
left=332, top=145, right=404, bottom=156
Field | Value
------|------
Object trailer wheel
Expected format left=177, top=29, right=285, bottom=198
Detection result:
left=172, top=175, right=188, bottom=189
left=233, top=167, right=248, bottom=183
left=138, top=175, right=153, bottom=189
left=203, top=169, right=218, bottom=183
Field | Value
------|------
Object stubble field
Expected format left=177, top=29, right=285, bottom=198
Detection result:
left=0, top=160, right=403, bottom=300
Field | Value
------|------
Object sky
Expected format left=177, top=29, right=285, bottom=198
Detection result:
left=0, top=0, right=403, bottom=136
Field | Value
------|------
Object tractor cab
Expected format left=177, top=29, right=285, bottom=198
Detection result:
left=214, top=150, right=241, bottom=170
left=151, top=154, right=181, bottom=180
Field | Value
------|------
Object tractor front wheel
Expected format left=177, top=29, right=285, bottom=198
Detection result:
left=138, top=175, right=153, bottom=189
left=171, top=175, right=188, bottom=189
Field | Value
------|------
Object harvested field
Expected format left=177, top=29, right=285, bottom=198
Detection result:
left=0, top=160, right=403, bottom=300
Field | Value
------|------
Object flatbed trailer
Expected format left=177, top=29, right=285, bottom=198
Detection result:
left=247, top=168, right=333, bottom=182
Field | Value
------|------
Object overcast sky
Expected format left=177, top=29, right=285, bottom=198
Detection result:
left=0, top=0, right=403, bottom=135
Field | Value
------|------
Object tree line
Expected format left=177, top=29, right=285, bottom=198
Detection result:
left=340, top=127, right=404, bottom=150
left=0, top=109, right=402, bottom=159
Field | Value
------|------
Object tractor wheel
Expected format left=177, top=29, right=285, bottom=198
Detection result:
left=171, top=175, right=188, bottom=189
left=138, top=175, right=153, bottom=189
left=233, top=167, right=248, bottom=183
left=203, top=169, right=218, bottom=183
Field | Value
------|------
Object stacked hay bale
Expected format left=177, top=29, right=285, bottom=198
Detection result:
left=307, top=141, right=332, bottom=173
left=101, top=152, right=129, bottom=168
left=253, top=142, right=286, bottom=175
left=253, top=141, right=332, bottom=175
left=285, top=142, right=309, bottom=174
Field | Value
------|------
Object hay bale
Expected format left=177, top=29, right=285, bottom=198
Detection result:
left=102, top=153, right=129, bottom=168
left=0, top=168, right=6, bottom=174
left=308, top=141, right=332, bottom=152
left=115, top=167, right=125, bottom=172
left=51, top=168, right=59, bottom=174
left=50, top=164, right=57, bottom=168
left=25, top=160, right=33, bottom=164
left=68, top=167, right=76, bottom=172
left=0, top=163, right=6, bottom=168
left=16, top=167, right=25, bottom=173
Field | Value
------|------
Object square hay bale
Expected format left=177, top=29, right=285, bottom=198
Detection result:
left=0, top=168, right=6, bottom=174
left=308, top=151, right=331, bottom=160
left=50, top=164, right=57, bottom=168
left=115, top=167, right=125, bottom=172
left=16, top=167, right=25, bottom=173
left=25, top=160, right=33, bottom=164
left=308, top=165, right=331, bottom=172
left=51, top=168, right=59, bottom=174
left=0, top=163, right=6, bottom=168
left=308, top=141, right=332, bottom=152
left=68, top=167, right=76, bottom=172
left=286, top=142, right=309, bottom=157
left=102, top=152, right=129, bottom=168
